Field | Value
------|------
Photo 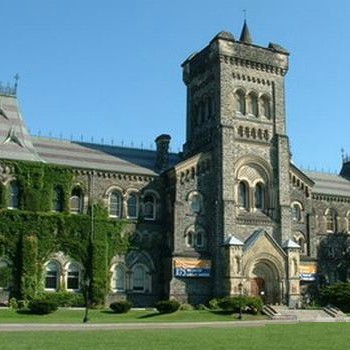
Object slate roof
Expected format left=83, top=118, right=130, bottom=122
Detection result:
left=305, top=171, right=350, bottom=197
left=0, top=94, right=181, bottom=175
left=33, top=137, right=180, bottom=175
left=0, top=94, right=41, bottom=162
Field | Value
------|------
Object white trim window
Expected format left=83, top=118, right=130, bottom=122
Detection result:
left=44, top=261, right=60, bottom=291
left=127, top=193, right=139, bottom=219
left=70, top=188, right=83, bottom=214
left=8, top=181, right=20, bottom=209
left=109, top=191, right=122, bottom=218
left=66, top=262, right=81, bottom=291
left=292, top=202, right=303, bottom=222
left=325, top=209, right=336, bottom=233
left=112, top=265, right=126, bottom=292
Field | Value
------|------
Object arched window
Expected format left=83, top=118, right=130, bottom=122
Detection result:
left=8, top=180, right=20, bottom=209
left=247, top=92, right=258, bottom=116
left=52, top=186, right=64, bottom=212
left=143, top=194, right=156, bottom=220
left=188, top=192, right=203, bottom=215
left=109, top=191, right=122, bottom=218
left=254, top=183, right=264, bottom=209
left=67, top=262, right=81, bottom=291
left=293, top=232, right=307, bottom=254
left=44, top=261, right=60, bottom=290
left=292, top=202, right=302, bottom=222
left=326, top=209, right=336, bottom=233
left=238, top=182, right=249, bottom=210
left=260, top=95, right=271, bottom=118
left=127, top=192, right=138, bottom=219
left=346, top=212, right=350, bottom=233
left=186, top=229, right=205, bottom=249
left=235, top=90, right=246, bottom=114
left=0, top=260, right=11, bottom=290
left=112, top=265, right=126, bottom=292
left=132, top=265, right=147, bottom=292
left=70, top=187, right=83, bottom=214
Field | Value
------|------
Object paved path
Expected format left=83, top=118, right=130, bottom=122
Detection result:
left=1, top=318, right=349, bottom=332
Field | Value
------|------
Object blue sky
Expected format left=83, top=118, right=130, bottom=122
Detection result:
left=1, top=0, right=349, bottom=172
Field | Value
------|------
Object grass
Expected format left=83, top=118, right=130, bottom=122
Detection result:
left=0, top=308, right=267, bottom=323
left=0, top=324, right=350, bottom=350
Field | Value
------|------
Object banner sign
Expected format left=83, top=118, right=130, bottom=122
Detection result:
left=173, top=258, right=211, bottom=277
left=299, top=263, right=317, bottom=281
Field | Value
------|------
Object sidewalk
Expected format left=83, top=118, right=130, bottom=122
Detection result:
left=1, top=317, right=348, bottom=332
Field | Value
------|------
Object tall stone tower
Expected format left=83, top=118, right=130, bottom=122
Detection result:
left=172, top=21, right=298, bottom=305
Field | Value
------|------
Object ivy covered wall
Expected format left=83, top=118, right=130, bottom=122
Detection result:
left=0, top=160, right=129, bottom=306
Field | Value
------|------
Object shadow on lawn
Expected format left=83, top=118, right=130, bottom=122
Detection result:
left=16, top=309, right=33, bottom=315
left=138, top=312, right=163, bottom=319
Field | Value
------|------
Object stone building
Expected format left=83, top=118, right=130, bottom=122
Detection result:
left=1, top=21, right=350, bottom=307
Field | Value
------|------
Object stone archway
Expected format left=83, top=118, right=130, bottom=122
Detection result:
left=249, top=260, right=280, bottom=304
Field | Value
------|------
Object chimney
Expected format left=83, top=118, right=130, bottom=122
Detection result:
left=155, top=134, right=171, bottom=171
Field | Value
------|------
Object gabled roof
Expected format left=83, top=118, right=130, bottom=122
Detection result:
left=282, top=239, right=300, bottom=249
left=0, top=94, right=181, bottom=175
left=244, top=228, right=286, bottom=257
left=290, top=163, right=314, bottom=187
left=0, top=94, right=42, bottom=162
left=304, top=171, right=350, bottom=197
left=223, top=235, right=244, bottom=246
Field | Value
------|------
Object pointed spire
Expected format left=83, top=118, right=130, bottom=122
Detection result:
left=239, top=20, right=253, bottom=44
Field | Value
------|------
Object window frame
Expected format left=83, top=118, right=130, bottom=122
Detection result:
left=112, top=264, right=127, bottom=292
left=44, top=261, right=60, bottom=291
left=143, top=194, right=156, bottom=221
left=132, top=265, right=148, bottom=293
left=8, top=180, right=20, bottom=209
left=109, top=191, right=122, bottom=218
left=66, top=262, right=81, bottom=292
left=126, top=192, right=139, bottom=219
left=70, top=187, right=83, bottom=215
left=52, top=186, right=64, bottom=212
left=238, top=181, right=249, bottom=210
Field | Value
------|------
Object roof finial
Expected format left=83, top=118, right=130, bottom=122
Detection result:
left=14, top=73, right=20, bottom=95
left=243, top=9, right=247, bottom=21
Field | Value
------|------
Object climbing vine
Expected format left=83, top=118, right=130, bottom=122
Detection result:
left=0, top=160, right=129, bottom=305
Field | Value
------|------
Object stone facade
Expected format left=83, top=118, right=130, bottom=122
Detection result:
left=2, top=22, right=350, bottom=307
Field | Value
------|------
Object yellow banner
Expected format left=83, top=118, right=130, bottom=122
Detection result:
left=174, top=259, right=211, bottom=269
left=299, top=263, right=317, bottom=274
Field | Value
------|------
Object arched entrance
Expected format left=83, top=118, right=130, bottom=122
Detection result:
left=249, top=260, right=281, bottom=304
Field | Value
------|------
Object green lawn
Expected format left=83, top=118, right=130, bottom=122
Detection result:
left=0, top=324, right=350, bottom=350
left=0, top=308, right=266, bottom=323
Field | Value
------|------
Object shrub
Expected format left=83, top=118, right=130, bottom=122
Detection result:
left=110, top=301, right=133, bottom=314
left=195, top=303, right=208, bottom=311
left=28, top=299, right=58, bottom=315
left=40, top=292, right=85, bottom=307
left=179, top=303, right=194, bottom=311
left=9, top=297, right=18, bottom=309
left=155, top=300, right=180, bottom=314
left=218, top=296, right=244, bottom=312
left=217, top=296, right=263, bottom=314
left=244, top=296, right=263, bottom=314
left=319, top=282, right=350, bottom=312
left=208, top=298, right=221, bottom=310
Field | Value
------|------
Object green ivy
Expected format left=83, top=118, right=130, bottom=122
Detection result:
left=0, top=160, right=129, bottom=305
